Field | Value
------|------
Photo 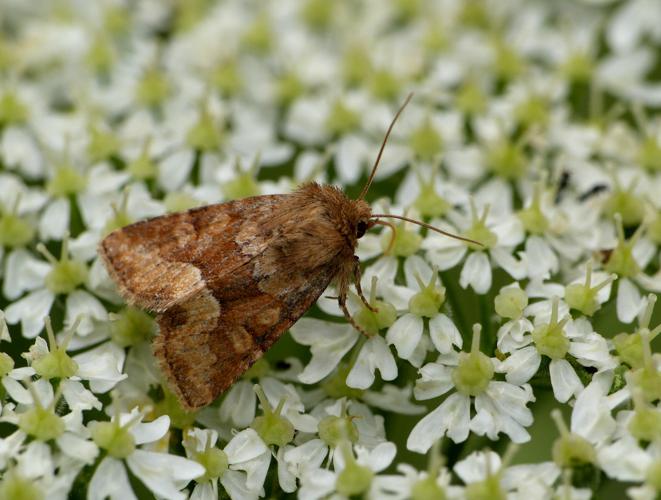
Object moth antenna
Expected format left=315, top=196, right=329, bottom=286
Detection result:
left=370, top=213, right=483, bottom=247
left=358, top=92, right=414, bottom=200
left=373, top=219, right=397, bottom=254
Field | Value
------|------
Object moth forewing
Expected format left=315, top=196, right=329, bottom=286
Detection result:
left=99, top=92, right=470, bottom=410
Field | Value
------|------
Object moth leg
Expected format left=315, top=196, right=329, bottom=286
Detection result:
left=337, top=277, right=372, bottom=338
left=337, top=290, right=371, bottom=338
left=352, top=256, right=378, bottom=313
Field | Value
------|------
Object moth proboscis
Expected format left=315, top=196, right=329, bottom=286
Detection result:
left=99, top=93, right=481, bottom=410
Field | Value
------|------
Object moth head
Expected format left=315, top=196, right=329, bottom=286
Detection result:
left=351, top=199, right=373, bottom=240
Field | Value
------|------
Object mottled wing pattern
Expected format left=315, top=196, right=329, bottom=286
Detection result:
left=99, top=195, right=281, bottom=312
left=153, top=254, right=339, bottom=409
left=100, top=190, right=351, bottom=410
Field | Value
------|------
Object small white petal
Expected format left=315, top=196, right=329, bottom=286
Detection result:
left=346, top=335, right=397, bottom=389
left=65, top=290, right=108, bottom=336
left=291, top=319, right=359, bottom=384
left=4, top=288, right=54, bottom=338
left=428, top=314, right=462, bottom=354
left=39, top=198, right=70, bottom=240
left=130, top=415, right=170, bottom=445
left=616, top=278, right=643, bottom=324
left=218, top=381, right=256, bottom=428
left=88, top=457, right=136, bottom=500
left=549, top=359, right=583, bottom=403
left=57, top=432, right=98, bottom=464
left=460, top=251, right=492, bottom=294
left=225, top=428, right=269, bottom=464
left=127, top=449, right=205, bottom=500
left=386, top=313, right=423, bottom=359
left=500, top=346, right=541, bottom=385
left=407, top=393, right=470, bottom=452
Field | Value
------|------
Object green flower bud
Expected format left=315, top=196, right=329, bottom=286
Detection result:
left=0, top=352, right=14, bottom=377
left=452, top=325, right=494, bottom=396
left=0, top=470, right=44, bottom=500
left=486, top=141, right=527, bottom=180
left=164, top=192, right=201, bottom=213
left=242, top=15, right=272, bottom=54
left=411, top=476, right=446, bottom=500
left=242, top=358, right=271, bottom=380
left=465, top=475, right=506, bottom=500
left=628, top=387, right=661, bottom=443
left=87, top=124, right=121, bottom=163
left=494, top=284, right=528, bottom=319
left=136, top=67, right=169, bottom=107
left=300, top=0, right=333, bottom=30
left=409, top=271, right=445, bottom=318
left=318, top=414, right=359, bottom=447
left=456, top=80, right=487, bottom=115
left=335, top=441, right=373, bottom=496
left=532, top=297, right=570, bottom=360
left=413, top=181, right=451, bottom=218
left=103, top=192, right=133, bottom=236
left=342, top=47, right=371, bottom=87
left=251, top=385, right=294, bottom=447
left=565, top=262, right=616, bottom=316
left=561, top=51, right=594, bottom=83
left=154, top=387, right=197, bottom=429
left=369, top=69, right=401, bottom=102
left=517, top=184, right=549, bottom=235
left=605, top=215, right=643, bottom=278
left=90, top=420, right=136, bottom=459
left=32, top=317, right=79, bottom=380
left=410, top=118, right=443, bottom=161
left=0, top=90, right=28, bottom=126
left=326, top=100, right=360, bottom=136
left=39, top=235, right=88, bottom=295
left=412, top=440, right=447, bottom=500
left=212, top=61, right=243, bottom=97
left=0, top=198, right=35, bottom=248
left=551, top=409, right=596, bottom=467
left=638, top=136, right=661, bottom=173
left=322, top=363, right=365, bottom=400
left=19, top=393, right=65, bottom=442
left=186, top=107, right=223, bottom=151
left=47, top=165, right=87, bottom=198
left=85, top=35, right=114, bottom=75
left=603, top=187, right=645, bottom=227
left=110, top=306, right=156, bottom=347
left=464, top=202, right=498, bottom=250
left=195, top=447, right=228, bottom=481
left=127, top=139, right=157, bottom=181
left=275, top=72, right=304, bottom=106
left=515, top=95, right=549, bottom=129
left=614, top=294, right=661, bottom=369
left=380, top=223, right=422, bottom=257
left=355, top=284, right=397, bottom=337
left=493, top=41, right=524, bottom=81
left=223, top=173, right=261, bottom=200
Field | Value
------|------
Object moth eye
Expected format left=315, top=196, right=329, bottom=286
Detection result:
left=356, top=221, right=368, bottom=238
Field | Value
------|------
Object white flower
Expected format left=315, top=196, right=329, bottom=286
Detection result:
left=298, top=441, right=397, bottom=500
left=88, top=408, right=205, bottom=500
left=498, top=297, right=615, bottom=403
left=423, top=193, right=526, bottom=294
left=183, top=427, right=270, bottom=500
left=408, top=325, right=534, bottom=453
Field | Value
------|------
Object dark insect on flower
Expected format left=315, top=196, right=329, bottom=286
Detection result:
left=99, top=93, right=479, bottom=410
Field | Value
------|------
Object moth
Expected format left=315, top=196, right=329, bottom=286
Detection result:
left=99, top=94, right=476, bottom=410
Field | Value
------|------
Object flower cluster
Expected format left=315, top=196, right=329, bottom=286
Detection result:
left=1, top=0, right=660, bottom=498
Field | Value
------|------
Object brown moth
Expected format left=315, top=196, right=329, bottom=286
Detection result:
left=99, top=93, right=477, bottom=411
